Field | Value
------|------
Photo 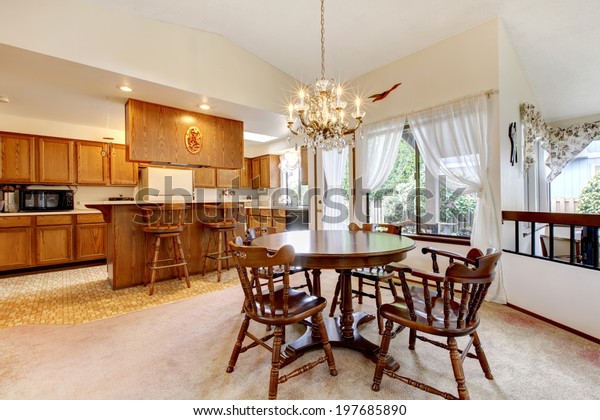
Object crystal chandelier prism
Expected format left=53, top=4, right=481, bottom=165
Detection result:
left=286, top=0, right=365, bottom=153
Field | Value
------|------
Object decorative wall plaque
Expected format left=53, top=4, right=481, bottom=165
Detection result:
left=185, top=126, right=202, bottom=154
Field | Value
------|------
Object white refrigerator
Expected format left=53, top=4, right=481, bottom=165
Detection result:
left=138, top=167, right=194, bottom=201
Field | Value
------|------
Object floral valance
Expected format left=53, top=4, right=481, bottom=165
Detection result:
left=521, top=103, right=600, bottom=181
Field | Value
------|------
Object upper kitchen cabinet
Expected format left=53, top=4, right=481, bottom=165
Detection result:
left=240, top=158, right=252, bottom=189
left=194, top=167, right=216, bottom=188
left=37, top=137, right=75, bottom=184
left=216, top=168, right=240, bottom=188
left=126, top=99, right=244, bottom=169
left=252, top=155, right=281, bottom=189
left=301, top=146, right=309, bottom=185
left=109, top=144, right=138, bottom=186
left=0, top=133, right=36, bottom=183
left=76, top=141, right=109, bottom=185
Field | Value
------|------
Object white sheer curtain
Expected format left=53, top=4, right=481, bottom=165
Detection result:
left=322, top=147, right=349, bottom=230
left=407, top=94, right=505, bottom=303
left=357, top=117, right=405, bottom=192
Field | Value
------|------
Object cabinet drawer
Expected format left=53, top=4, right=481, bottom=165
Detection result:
left=250, top=209, right=260, bottom=216
left=76, top=213, right=105, bottom=224
left=272, top=209, right=286, bottom=217
left=0, top=216, right=32, bottom=228
left=259, top=209, right=272, bottom=217
left=36, top=215, right=73, bottom=226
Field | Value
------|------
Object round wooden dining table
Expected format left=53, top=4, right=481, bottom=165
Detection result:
left=252, top=229, right=415, bottom=370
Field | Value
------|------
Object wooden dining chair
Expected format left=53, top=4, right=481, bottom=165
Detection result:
left=372, top=249, right=501, bottom=400
left=245, top=227, right=312, bottom=292
left=226, top=237, right=337, bottom=400
left=329, top=222, right=406, bottom=334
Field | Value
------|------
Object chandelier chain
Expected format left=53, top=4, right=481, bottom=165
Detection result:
left=320, top=0, right=325, bottom=80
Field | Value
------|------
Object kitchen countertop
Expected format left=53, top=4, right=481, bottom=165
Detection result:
left=0, top=209, right=101, bottom=216
left=245, top=205, right=309, bottom=211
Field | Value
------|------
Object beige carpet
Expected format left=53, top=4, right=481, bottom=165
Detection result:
left=0, top=270, right=599, bottom=400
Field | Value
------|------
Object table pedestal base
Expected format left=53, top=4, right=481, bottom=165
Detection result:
left=283, top=313, right=400, bottom=372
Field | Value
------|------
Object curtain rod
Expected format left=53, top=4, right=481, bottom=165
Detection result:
left=365, top=88, right=499, bottom=128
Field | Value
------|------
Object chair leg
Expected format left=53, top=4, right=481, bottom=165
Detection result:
left=172, top=237, right=182, bottom=280
left=216, top=231, right=223, bottom=282
left=223, top=231, right=231, bottom=271
left=448, top=337, right=470, bottom=400
left=375, top=280, right=383, bottom=335
left=372, top=319, right=394, bottom=391
left=176, top=235, right=191, bottom=288
left=304, top=270, right=313, bottom=295
left=314, top=312, right=337, bottom=376
left=329, top=275, right=341, bottom=317
left=201, top=230, right=213, bottom=277
left=143, top=235, right=154, bottom=286
left=358, top=278, right=364, bottom=304
left=269, top=326, right=284, bottom=400
left=471, top=331, right=493, bottom=380
left=148, top=236, right=161, bottom=296
left=226, top=315, right=250, bottom=373
left=408, top=328, right=417, bottom=350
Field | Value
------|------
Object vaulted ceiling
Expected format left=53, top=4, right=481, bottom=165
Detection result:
left=1, top=0, right=599, bottom=140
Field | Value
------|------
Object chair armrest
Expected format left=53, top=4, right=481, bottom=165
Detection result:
left=409, top=268, right=445, bottom=282
left=385, top=262, right=412, bottom=274
left=421, top=246, right=477, bottom=266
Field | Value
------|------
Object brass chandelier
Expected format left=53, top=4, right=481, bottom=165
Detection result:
left=286, top=0, right=365, bottom=152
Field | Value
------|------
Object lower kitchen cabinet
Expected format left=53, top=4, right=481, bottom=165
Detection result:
left=246, top=208, right=286, bottom=232
left=36, top=225, right=73, bottom=265
left=0, top=212, right=106, bottom=272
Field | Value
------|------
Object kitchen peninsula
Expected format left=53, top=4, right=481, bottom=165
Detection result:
left=85, top=200, right=247, bottom=290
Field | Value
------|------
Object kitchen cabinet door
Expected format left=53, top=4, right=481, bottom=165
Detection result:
left=36, top=225, right=73, bottom=265
left=272, top=216, right=286, bottom=232
left=251, top=158, right=260, bottom=189
left=301, top=146, right=309, bottom=185
left=0, top=227, right=32, bottom=269
left=259, top=155, right=281, bottom=189
left=109, top=144, right=138, bottom=185
left=0, top=133, right=36, bottom=183
left=37, top=137, right=75, bottom=184
left=76, top=223, right=106, bottom=260
left=76, top=141, right=109, bottom=185
left=194, top=167, right=216, bottom=188
left=216, top=168, right=240, bottom=188
left=240, top=158, right=252, bottom=188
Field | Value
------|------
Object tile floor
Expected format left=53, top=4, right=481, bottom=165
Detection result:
left=0, top=265, right=239, bottom=328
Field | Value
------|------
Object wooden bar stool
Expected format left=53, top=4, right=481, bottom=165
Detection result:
left=201, top=202, right=239, bottom=282
left=141, top=203, right=191, bottom=296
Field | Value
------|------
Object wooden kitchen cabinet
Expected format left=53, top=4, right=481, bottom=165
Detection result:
left=37, top=137, right=75, bottom=184
left=76, top=141, right=109, bottom=185
left=0, top=216, right=33, bottom=270
left=75, top=213, right=106, bottom=260
left=251, top=155, right=281, bottom=189
left=194, top=167, right=216, bottom=188
left=216, top=168, right=240, bottom=188
left=36, top=215, right=74, bottom=265
left=240, top=158, right=252, bottom=189
left=109, top=144, right=138, bottom=185
left=246, top=208, right=286, bottom=232
left=301, top=146, right=309, bottom=185
left=0, top=133, right=36, bottom=183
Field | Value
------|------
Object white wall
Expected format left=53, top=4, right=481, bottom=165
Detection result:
left=0, top=114, right=125, bottom=144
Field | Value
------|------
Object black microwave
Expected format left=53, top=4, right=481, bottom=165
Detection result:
left=19, top=189, right=74, bottom=212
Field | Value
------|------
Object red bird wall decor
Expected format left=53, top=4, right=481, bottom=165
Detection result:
left=368, top=82, right=402, bottom=102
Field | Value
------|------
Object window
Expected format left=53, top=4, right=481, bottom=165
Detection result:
left=550, top=139, right=600, bottom=214
left=368, top=130, right=476, bottom=238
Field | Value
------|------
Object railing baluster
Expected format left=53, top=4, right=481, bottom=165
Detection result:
left=514, top=221, right=519, bottom=253
left=549, top=223, right=554, bottom=260
left=531, top=222, right=536, bottom=256
left=569, top=225, right=576, bottom=264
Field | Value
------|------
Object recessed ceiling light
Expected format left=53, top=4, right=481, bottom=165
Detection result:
left=0, top=96, right=9, bottom=103
left=198, top=104, right=211, bottom=111
left=118, top=85, right=133, bottom=92
left=243, top=131, right=278, bottom=143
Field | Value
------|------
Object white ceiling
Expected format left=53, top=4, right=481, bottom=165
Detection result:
left=1, top=0, right=599, bottom=139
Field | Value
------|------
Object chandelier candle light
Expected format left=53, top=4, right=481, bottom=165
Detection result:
left=286, top=0, right=365, bottom=153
